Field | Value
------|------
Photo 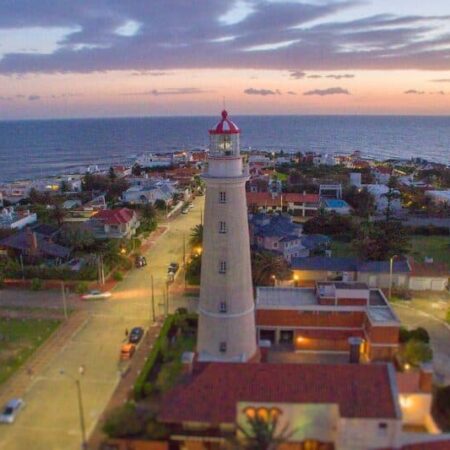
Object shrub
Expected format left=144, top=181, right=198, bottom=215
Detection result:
left=30, top=278, right=43, bottom=291
left=145, top=420, right=169, bottom=440
left=113, top=271, right=123, bottom=282
left=432, top=385, right=450, bottom=431
left=399, top=327, right=410, bottom=343
left=409, top=327, right=430, bottom=344
left=102, top=403, right=145, bottom=438
left=118, top=257, right=132, bottom=271
left=403, top=340, right=433, bottom=367
left=75, top=281, right=89, bottom=294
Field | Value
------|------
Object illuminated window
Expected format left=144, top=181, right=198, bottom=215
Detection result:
left=219, top=221, right=227, bottom=234
left=219, top=191, right=227, bottom=203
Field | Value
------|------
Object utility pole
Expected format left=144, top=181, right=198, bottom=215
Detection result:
left=183, top=233, right=186, bottom=289
left=61, top=281, right=68, bottom=320
left=151, top=275, right=156, bottom=323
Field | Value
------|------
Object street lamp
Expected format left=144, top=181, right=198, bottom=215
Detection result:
left=60, top=366, right=88, bottom=450
left=271, top=274, right=277, bottom=287
left=293, top=274, right=299, bottom=287
left=389, top=254, right=399, bottom=301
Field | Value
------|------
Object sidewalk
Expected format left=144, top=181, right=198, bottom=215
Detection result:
left=0, top=309, right=88, bottom=406
left=87, top=319, right=164, bottom=449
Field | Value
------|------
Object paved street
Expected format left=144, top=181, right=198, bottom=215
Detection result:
left=0, top=197, right=203, bottom=450
left=392, top=300, right=450, bottom=384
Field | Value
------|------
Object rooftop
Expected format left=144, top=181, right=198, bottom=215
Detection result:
left=92, top=208, right=135, bottom=225
left=257, top=287, right=318, bottom=308
left=159, top=362, right=399, bottom=425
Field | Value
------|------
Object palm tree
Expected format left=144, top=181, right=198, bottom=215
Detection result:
left=251, top=250, right=291, bottom=286
left=189, top=224, right=203, bottom=247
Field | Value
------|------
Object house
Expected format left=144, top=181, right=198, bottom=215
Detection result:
left=249, top=213, right=307, bottom=262
left=0, top=208, right=37, bottom=230
left=408, top=259, right=449, bottom=291
left=88, top=208, right=139, bottom=239
left=291, top=256, right=411, bottom=289
left=364, top=184, right=402, bottom=214
left=159, top=362, right=404, bottom=450
left=246, top=192, right=320, bottom=218
left=122, top=181, right=176, bottom=205
left=425, top=190, right=450, bottom=205
left=0, top=228, right=70, bottom=264
left=256, top=281, right=400, bottom=361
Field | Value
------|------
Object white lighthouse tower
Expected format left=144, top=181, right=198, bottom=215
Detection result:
left=197, top=110, right=257, bottom=362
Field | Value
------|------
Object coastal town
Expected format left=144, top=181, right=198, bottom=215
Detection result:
left=0, top=111, right=449, bottom=450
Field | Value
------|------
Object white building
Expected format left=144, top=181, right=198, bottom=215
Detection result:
left=197, top=110, right=257, bottom=362
left=0, top=207, right=37, bottom=230
left=122, top=180, right=177, bottom=205
left=365, top=184, right=402, bottom=213
left=135, top=153, right=172, bottom=168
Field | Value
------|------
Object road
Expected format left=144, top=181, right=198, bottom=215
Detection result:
left=0, top=197, right=203, bottom=450
left=392, top=301, right=450, bottom=384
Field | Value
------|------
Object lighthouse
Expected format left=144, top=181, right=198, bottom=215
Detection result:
left=196, top=110, right=257, bottom=362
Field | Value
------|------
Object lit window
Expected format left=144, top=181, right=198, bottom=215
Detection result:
left=219, top=261, right=227, bottom=274
left=219, top=221, right=227, bottom=234
left=220, top=342, right=227, bottom=353
left=219, top=191, right=227, bottom=203
left=219, top=302, right=227, bottom=313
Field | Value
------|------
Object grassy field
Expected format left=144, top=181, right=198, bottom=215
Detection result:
left=0, top=318, right=60, bottom=385
left=331, top=235, right=450, bottom=268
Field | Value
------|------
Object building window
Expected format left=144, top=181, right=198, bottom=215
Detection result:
left=220, top=342, right=227, bottom=353
left=378, top=422, right=388, bottom=436
left=219, top=221, right=227, bottom=234
left=219, top=302, right=227, bottom=313
left=219, top=261, right=227, bottom=274
left=219, top=191, right=227, bottom=203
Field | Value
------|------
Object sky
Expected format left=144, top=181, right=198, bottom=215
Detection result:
left=1, top=0, right=450, bottom=119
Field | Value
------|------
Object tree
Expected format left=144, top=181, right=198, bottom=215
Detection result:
left=344, top=186, right=376, bottom=218
left=303, top=210, right=355, bottom=239
left=131, top=164, right=142, bottom=176
left=154, top=199, right=166, bottom=210
left=51, top=203, right=66, bottom=227
left=251, top=250, right=291, bottom=286
left=383, top=176, right=401, bottom=222
left=108, top=166, right=117, bottom=180
left=60, top=227, right=95, bottom=251
left=352, top=220, right=411, bottom=260
left=106, top=178, right=129, bottom=204
left=60, top=180, right=70, bottom=193
left=189, top=224, right=203, bottom=247
left=403, top=340, right=433, bottom=367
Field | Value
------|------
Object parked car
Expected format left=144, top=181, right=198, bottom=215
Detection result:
left=135, top=255, right=147, bottom=268
left=81, top=290, right=112, bottom=300
left=168, top=262, right=179, bottom=274
left=120, top=343, right=136, bottom=360
left=0, top=399, right=24, bottom=424
left=128, top=327, right=144, bottom=344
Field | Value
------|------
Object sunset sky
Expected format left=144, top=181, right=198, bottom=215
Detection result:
left=1, top=0, right=450, bottom=119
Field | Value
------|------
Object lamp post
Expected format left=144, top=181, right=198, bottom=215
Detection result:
left=389, top=254, right=399, bottom=301
left=271, top=274, right=277, bottom=287
left=293, top=274, right=299, bottom=287
left=60, top=366, right=87, bottom=450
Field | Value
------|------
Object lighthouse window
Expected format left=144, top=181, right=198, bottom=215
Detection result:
left=219, top=191, right=227, bottom=203
left=219, top=261, right=227, bottom=274
left=219, top=302, right=227, bottom=313
left=219, top=221, right=227, bottom=234
left=220, top=342, right=227, bottom=353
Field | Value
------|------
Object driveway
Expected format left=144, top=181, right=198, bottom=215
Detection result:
left=0, top=197, right=203, bottom=450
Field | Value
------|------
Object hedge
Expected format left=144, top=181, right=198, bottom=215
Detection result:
left=133, top=315, right=176, bottom=400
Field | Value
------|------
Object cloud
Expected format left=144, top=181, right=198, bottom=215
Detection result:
left=303, top=87, right=350, bottom=96
left=28, top=95, right=40, bottom=101
left=244, top=88, right=280, bottom=96
left=430, top=78, right=450, bottom=83
left=290, top=71, right=306, bottom=79
left=307, top=74, right=322, bottom=79
left=404, top=89, right=424, bottom=95
left=287, top=91, right=297, bottom=95
left=123, top=87, right=212, bottom=96
left=130, top=71, right=168, bottom=77
left=325, top=74, right=355, bottom=79
left=0, top=2, right=450, bottom=74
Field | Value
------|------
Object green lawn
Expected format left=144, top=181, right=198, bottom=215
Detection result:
left=410, top=235, right=450, bottom=268
left=0, top=318, right=60, bottom=385
left=274, top=171, right=288, bottom=181
left=330, top=235, right=450, bottom=268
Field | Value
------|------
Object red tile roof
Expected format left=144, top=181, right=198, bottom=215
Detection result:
left=378, top=439, right=450, bottom=450
left=93, top=208, right=135, bottom=225
left=246, top=192, right=319, bottom=207
left=159, top=362, right=398, bottom=425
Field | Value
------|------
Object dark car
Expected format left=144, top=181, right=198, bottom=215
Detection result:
left=135, top=256, right=147, bottom=268
left=168, top=262, right=179, bottom=274
left=128, top=327, right=144, bottom=344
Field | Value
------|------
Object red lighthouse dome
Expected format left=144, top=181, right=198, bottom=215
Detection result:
left=209, top=110, right=240, bottom=135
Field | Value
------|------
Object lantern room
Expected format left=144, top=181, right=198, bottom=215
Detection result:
left=209, top=110, right=240, bottom=157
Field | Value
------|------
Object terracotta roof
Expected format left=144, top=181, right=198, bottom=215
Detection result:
left=93, top=208, right=135, bottom=225
left=409, top=259, right=449, bottom=278
left=378, top=439, right=450, bottom=450
left=159, top=362, right=398, bottom=425
left=396, top=372, right=421, bottom=394
left=209, top=110, right=240, bottom=135
left=246, top=192, right=320, bottom=207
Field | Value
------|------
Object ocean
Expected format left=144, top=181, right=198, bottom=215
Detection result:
left=0, top=115, right=449, bottom=182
